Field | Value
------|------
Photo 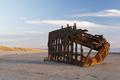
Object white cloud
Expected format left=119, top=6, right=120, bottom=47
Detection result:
left=42, top=20, right=96, bottom=27
left=19, top=17, right=27, bottom=20
left=26, top=20, right=101, bottom=27
left=25, top=19, right=120, bottom=30
left=24, top=31, right=45, bottom=35
left=75, top=9, right=120, bottom=17
left=26, top=20, right=41, bottom=24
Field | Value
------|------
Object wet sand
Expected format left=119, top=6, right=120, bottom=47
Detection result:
left=0, top=52, right=119, bottom=80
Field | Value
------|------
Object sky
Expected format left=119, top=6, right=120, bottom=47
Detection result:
left=0, top=0, right=120, bottom=52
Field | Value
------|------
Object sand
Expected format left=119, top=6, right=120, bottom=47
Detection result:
left=0, top=52, right=119, bottom=80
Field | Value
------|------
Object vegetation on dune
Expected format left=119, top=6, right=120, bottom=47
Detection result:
left=0, top=45, right=47, bottom=52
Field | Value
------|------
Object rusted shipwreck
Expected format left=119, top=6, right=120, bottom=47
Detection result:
left=47, top=23, right=110, bottom=66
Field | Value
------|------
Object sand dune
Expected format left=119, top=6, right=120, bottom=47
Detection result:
left=0, top=52, right=119, bottom=80
left=0, top=45, right=47, bottom=53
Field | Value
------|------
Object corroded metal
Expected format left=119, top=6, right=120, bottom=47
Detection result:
left=47, top=23, right=110, bottom=66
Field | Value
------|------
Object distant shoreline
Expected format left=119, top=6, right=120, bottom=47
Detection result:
left=110, top=52, right=120, bottom=54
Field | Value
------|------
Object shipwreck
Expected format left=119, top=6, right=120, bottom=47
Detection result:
left=47, top=23, right=110, bottom=66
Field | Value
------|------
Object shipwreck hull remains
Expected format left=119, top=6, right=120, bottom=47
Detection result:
left=48, top=23, right=110, bottom=66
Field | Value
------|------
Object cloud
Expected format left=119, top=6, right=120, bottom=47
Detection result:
left=25, top=19, right=120, bottom=30
left=75, top=9, right=120, bottom=17
left=42, top=20, right=96, bottom=27
left=26, top=20, right=41, bottom=24
left=19, top=17, right=27, bottom=20
left=24, top=31, right=45, bottom=35
left=26, top=20, right=101, bottom=27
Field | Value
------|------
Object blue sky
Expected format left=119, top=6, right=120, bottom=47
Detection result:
left=0, top=0, right=120, bottom=52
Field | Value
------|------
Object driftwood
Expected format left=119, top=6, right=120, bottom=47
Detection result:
left=47, top=23, right=110, bottom=66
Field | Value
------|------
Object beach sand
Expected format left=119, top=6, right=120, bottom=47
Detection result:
left=0, top=52, right=119, bottom=80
